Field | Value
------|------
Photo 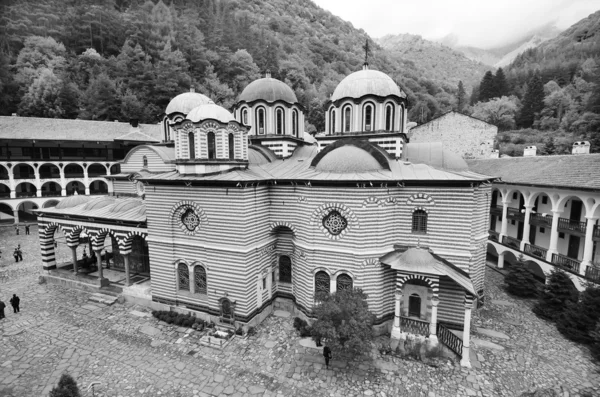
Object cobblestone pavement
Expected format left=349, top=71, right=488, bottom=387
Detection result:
left=1, top=226, right=599, bottom=397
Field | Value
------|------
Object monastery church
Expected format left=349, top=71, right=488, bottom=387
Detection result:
left=36, top=63, right=494, bottom=367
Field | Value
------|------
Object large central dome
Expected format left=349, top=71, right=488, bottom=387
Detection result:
left=166, top=92, right=214, bottom=116
left=331, top=68, right=402, bottom=102
left=238, top=77, right=298, bottom=104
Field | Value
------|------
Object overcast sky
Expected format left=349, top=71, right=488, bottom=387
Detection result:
left=312, top=0, right=599, bottom=48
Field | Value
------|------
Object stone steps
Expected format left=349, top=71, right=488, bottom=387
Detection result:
left=88, top=293, right=119, bottom=306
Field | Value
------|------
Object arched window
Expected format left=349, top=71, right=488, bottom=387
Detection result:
left=207, top=132, right=216, bottom=159
left=178, top=263, right=189, bottom=291
left=337, top=273, right=353, bottom=291
left=162, top=117, right=170, bottom=141
left=398, top=105, right=404, bottom=131
left=194, top=266, right=207, bottom=294
left=276, top=107, right=285, bottom=135
left=408, top=293, right=421, bottom=318
left=412, top=209, right=428, bottom=233
left=363, top=103, right=374, bottom=131
left=343, top=106, right=352, bottom=132
left=142, top=155, right=148, bottom=167
left=292, top=109, right=298, bottom=137
left=228, top=133, right=235, bottom=160
left=256, top=107, right=265, bottom=134
left=329, top=108, right=336, bottom=133
left=385, top=103, right=395, bottom=131
left=279, top=255, right=292, bottom=283
left=315, top=271, right=330, bottom=300
left=188, top=132, right=195, bottom=159
left=242, top=108, right=248, bottom=125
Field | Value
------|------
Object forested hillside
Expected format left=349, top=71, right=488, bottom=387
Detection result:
left=0, top=0, right=469, bottom=131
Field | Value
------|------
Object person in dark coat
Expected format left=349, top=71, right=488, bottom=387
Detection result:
left=13, top=248, right=19, bottom=262
left=9, top=294, right=20, bottom=313
left=323, top=346, right=332, bottom=369
left=15, top=226, right=19, bottom=235
left=0, top=299, right=5, bottom=319
left=25, top=224, right=30, bottom=235
left=16, top=245, right=22, bottom=262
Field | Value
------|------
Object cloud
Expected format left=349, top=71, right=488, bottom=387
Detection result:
left=313, top=0, right=599, bottom=48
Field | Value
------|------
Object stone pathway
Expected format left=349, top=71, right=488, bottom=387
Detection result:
left=0, top=227, right=599, bottom=396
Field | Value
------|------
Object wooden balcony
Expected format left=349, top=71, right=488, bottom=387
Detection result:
left=551, top=253, right=580, bottom=273
left=524, top=243, right=547, bottom=260
left=530, top=213, right=553, bottom=227
left=502, top=235, right=521, bottom=249
left=558, top=217, right=586, bottom=235
left=506, top=207, right=524, bottom=220
left=400, top=316, right=429, bottom=337
left=489, top=230, right=499, bottom=241
left=585, top=266, right=600, bottom=283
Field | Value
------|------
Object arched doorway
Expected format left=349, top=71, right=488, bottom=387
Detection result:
left=15, top=182, right=37, bottom=198
left=13, top=163, right=35, bottom=179
left=0, top=183, right=10, bottom=198
left=17, top=201, right=38, bottom=222
left=129, top=235, right=150, bottom=275
left=408, top=294, right=422, bottom=318
left=0, top=203, right=13, bottom=224
left=66, top=181, right=85, bottom=196
left=38, top=163, right=61, bottom=179
left=0, top=165, right=9, bottom=180
left=41, top=182, right=62, bottom=197
left=87, top=163, right=107, bottom=177
left=110, top=164, right=121, bottom=175
left=64, top=163, right=84, bottom=178
left=219, top=298, right=235, bottom=324
left=89, top=180, right=108, bottom=195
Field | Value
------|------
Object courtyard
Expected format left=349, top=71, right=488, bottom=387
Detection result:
left=0, top=225, right=599, bottom=397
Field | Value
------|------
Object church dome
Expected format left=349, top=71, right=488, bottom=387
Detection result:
left=312, top=140, right=390, bottom=173
left=331, top=68, right=402, bottom=102
left=187, top=103, right=235, bottom=124
left=166, top=92, right=214, bottom=116
left=238, top=77, right=298, bottom=104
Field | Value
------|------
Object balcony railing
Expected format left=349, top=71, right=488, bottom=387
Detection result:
left=490, top=206, right=502, bottom=216
left=524, top=243, right=548, bottom=259
left=558, top=217, right=586, bottom=234
left=16, top=192, right=37, bottom=198
left=400, top=316, right=430, bottom=337
left=585, top=266, right=600, bottom=283
left=506, top=207, right=524, bottom=220
left=593, top=225, right=600, bottom=239
left=551, top=253, right=580, bottom=273
left=530, top=213, right=553, bottom=227
left=502, top=235, right=521, bottom=249
left=41, top=192, right=61, bottom=197
left=489, top=230, right=499, bottom=241
left=437, top=323, right=462, bottom=357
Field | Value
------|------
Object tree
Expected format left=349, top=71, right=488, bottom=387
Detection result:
left=49, top=373, right=81, bottom=397
left=311, top=288, right=375, bottom=356
left=201, top=65, right=234, bottom=108
left=471, top=96, right=518, bottom=131
left=478, top=71, right=495, bottom=102
left=532, top=269, right=578, bottom=321
left=504, top=259, right=539, bottom=298
left=493, top=68, right=508, bottom=98
left=557, top=286, right=600, bottom=344
left=79, top=73, right=121, bottom=121
left=540, top=137, right=557, bottom=155
left=517, top=72, right=545, bottom=128
left=18, top=68, right=63, bottom=118
left=456, top=81, right=467, bottom=112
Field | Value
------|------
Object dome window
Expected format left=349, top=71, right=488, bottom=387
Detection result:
left=207, top=132, right=216, bottom=159
left=292, top=109, right=299, bottom=137
left=162, top=117, right=170, bottom=141
left=142, top=155, right=148, bottom=168
left=256, top=107, right=266, bottom=134
left=242, top=108, right=248, bottom=125
left=385, top=103, right=395, bottom=131
left=363, top=103, right=374, bottom=132
left=343, top=106, right=352, bottom=133
left=276, top=107, right=285, bottom=135
left=329, top=108, right=336, bottom=134
left=188, top=131, right=196, bottom=159
left=228, top=133, right=235, bottom=160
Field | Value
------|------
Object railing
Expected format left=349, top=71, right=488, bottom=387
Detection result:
left=490, top=206, right=502, bottom=216
left=558, top=217, right=586, bottom=234
left=551, top=253, right=581, bottom=273
left=488, top=230, right=499, bottom=241
left=437, top=323, right=462, bottom=357
left=16, top=192, right=37, bottom=198
left=524, top=243, right=547, bottom=259
left=506, top=207, right=524, bottom=220
left=39, top=173, right=61, bottom=179
left=0, top=192, right=10, bottom=198
left=585, top=266, right=600, bottom=283
left=530, top=213, right=553, bottom=227
left=502, top=235, right=521, bottom=249
left=400, top=316, right=429, bottom=336
left=41, top=192, right=61, bottom=197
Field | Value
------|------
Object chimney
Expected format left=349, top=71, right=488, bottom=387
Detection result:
left=572, top=141, right=590, bottom=155
left=130, top=118, right=139, bottom=128
left=490, top=149, right=500, bottom=159
left=523, top=146, right=537, bottom=157
left=11, top=113, right=17, bottom=117
left=265, top=70, right=271, bottom=78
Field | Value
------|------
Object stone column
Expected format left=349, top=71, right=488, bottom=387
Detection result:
left=391, top=291, right=403, bottom=339
left=460, top=301, right=473, bottom=368
left=499, top=201, right=509, bottom=241
left=497, top=252, right=505, bottom=269
left=71, top=246, right=78, bottom=274
left=581, top=217, right=598, bottom=276
left=428, top=298, right=439, bottom=347
left=123, top=254, right=132, bottom=286
left=12, top=209, right=19, bottom=224
left=520, top=205, right=534, bottom=251
left=330, top=276, right=336, bottom=294
left=85, top=186, right=90, bottom=196
left=266, top=267, right=273, bottom=300
left=546, top=210, right=562, bottom=262
left=95, top=249, right=105, bottom=283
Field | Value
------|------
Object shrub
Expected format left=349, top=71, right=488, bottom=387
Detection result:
left=557, top=286, right=600, bottom=344
left=235, top=327, right=243, bottom=336
left=49, top=374, right=81, bottom=397
left=533, top=269, right=578, bottom=321
left=247, top=326, right=256, bottom=336
left=293, top=317, right=307, bottom=330
left=590, top=321, right=600, bottom=362
left=504, top=260, right=539, bottom=298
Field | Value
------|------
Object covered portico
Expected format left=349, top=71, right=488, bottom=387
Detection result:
left=380, top=245, right=477, bottom=367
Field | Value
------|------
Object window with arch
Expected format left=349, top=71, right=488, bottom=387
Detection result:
left=256, top=107, right=266, bottom=134
left=178, top=263, right=190, bottom=291
left=315, top=271, right=330, bottom=300
left=228, top=133, right=235, bottom=160
left=412, top=209, right=428, bottom=233
left=343, top=106, right=352, bottom=132
left=292, top=109, right=298, bottom=137
left=398, top=105, right=404, bottom=130
left=279, top=255, right=292, bottom=283
left=241, top=108, right=248, bottom=125
left=329, top=108, right=336, bottom=133
left=142, top=155, right=148, bottom=167
left=188, top=132, right=195, bottom=159
left=337, top=273, right=353, bottom=291
left=207, top=132, right=216, bottom=159
left=385, top=103, right=395, bottom=131
left=194, top=266, right=207, bottom=294
left=162, top=118, right=170, bottom=141
left=408, top=293, right=421, bottom=318
left=363, top=103, right=374, bottom=131
left=276, top=107, right=285, bottom=135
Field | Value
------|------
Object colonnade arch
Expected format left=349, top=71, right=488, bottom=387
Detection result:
left=41, top=181, right=62, bottom=197
left=0, top=165, right=8, bottom=180
left=13, top=163, right=35, bottom=179
left=63, top=163, right=84, bottom=178
left=38, top=163, right=61, bottom=179
left=15, top=182, right=37, bottom=197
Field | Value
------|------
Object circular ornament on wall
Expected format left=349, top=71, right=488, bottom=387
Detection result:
left=322, top=210, right=348, bottom=236
left=181, top=208, right=201, bottom=232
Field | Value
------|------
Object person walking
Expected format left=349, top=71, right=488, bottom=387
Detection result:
left=9, top=294, right=19, bottom=313
left=25, top=224, right=30, bottom=235
left=0, top=299, right=5, bottom=319
left=13, top=248, right=19, bottom=263
left=15, top=226, right=19, bottom=236
left=323, top=345, right=332, bottom=369
left=17, top=246, right=23, bottom=262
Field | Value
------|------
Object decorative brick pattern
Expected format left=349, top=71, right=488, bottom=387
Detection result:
left=310, top=202, right=359, bottom=240
left=169, top=200, right=208, bottom=236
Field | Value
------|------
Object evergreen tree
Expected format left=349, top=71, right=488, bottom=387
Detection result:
left=517, top=72, right=545, bottom=128
left=541, top=136, right=557, bottom=155
left=115, top=39, right=155, bottom=100
left=504, top=259, right=539, bottom=298
left=79, top=73, right=121, bottom=121
left=153, top=42, right=191, bottom=111
left=478, top=71, right=495, bottom=102
left=494, top=68, right=508, bottom=98
left=201, top=65, right=234, bottom=108
left=557, top=286, right=600, bottom=344
left=532, top=269, right=578, bottom=321
left=456, top=80, right=467, bottom=112
left=49, top=373, right=81, bottom=397
left=469, top=85, right=479, bottom=106
left=18, top=68, right=63, bottom=118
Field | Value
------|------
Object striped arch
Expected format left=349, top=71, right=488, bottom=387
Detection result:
left=66, top=226, right=91, bottom=248
left=169, top=200, right=208, bottom=236
left=269, top=221, right=297, bottom=235
left=361, top=196, right=384, bottom=208
left=359, top=258, right=381, bottom=269
left=413, top=206, right=429, bottom=214
left=91, top=228, right=117, bottom=252
left=120, top=230, right=148, bottom=255
left=406, top=193, right=435, bottom=207
left=39, top=221, right=67, bottom=270
left=396, top=273, right=439, bottom=298
left=464, top=293, right=475, bottom=308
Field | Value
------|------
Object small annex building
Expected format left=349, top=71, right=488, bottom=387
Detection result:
left=36, top=67, right=495, bottom=367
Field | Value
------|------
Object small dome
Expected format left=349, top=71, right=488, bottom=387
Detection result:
left=110, top=200, right=142, bottom=213
left=315, top=145, right=385, bottom=173
left=166, top=92, right=214, bottom=116
left=83, top=197, right=115, bottom=211
left=54, top=195, right=93, bottom=209
left=331, top=69, right=402, bottom=102
left=238, top=77, right=297, bottom=104
left=187, top=103, right=235, bottom=124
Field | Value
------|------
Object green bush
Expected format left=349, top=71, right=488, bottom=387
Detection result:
left=247, top=326, right=256, bottom=336
left=504, top=261, right=539, bottom=298
left=533, top=269, right=578, bottom=321
left=557, top=286, right=600, bottom=344
left=293, top=317, right=312, bottom=337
